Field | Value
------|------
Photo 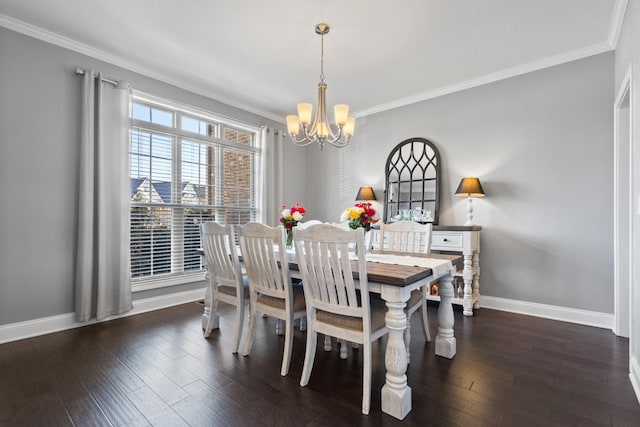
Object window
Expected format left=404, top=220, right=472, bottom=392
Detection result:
left=129, top=94, right=261, bottom=289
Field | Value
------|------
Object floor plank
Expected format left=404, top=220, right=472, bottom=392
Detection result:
left=0, top=301, right=639, bottom=426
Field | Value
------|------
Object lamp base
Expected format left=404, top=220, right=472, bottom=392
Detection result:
left=465, top=197, right=475, bottom=226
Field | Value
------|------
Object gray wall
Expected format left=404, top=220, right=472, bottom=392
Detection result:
left=0, top=24, right=616, bottom=327
left=0, top=27, right=290, bottom=326
left=304, top=52, right=614, bottom=313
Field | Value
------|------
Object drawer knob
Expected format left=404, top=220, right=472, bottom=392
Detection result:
left=443, top=238, right=448, bottom=242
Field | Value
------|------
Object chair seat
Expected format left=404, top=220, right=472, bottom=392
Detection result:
left=257, top=285, right=306, bottom=311
left=217, top=277, right=250, bottom=299
left=317, top=298, right=386, bottom=332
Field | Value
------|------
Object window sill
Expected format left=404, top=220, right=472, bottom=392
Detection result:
left=131, top=272, right=206, bottom=293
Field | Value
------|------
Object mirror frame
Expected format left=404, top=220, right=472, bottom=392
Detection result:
left=383, top=137, right=441, bottom=224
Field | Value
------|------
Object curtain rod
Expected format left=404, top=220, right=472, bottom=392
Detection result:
left=75, top=67, right=119, bottom=87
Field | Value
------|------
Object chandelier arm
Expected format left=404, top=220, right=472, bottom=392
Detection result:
left=323, top=124, right=344, bottom=144
left=289, top=130, right=317, bottom=146
left=305, top=121, right=347, bottom=146
left=308, top=82, right=340, bottom=140
left=326, top=137, right=350, bottom=148
left=324, top=126, right=350, bottom=147
left=301, top=124, right=320, bottom=143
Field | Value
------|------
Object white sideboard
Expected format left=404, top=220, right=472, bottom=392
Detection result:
left=430, top=225, right=482, bottom=316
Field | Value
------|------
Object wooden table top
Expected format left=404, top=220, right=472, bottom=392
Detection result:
left=198, top=248, right=462, bottom=288
left=288, top=252, right=462, bottom=287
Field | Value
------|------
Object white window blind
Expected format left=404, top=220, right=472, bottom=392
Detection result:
left=129, top=95, right=261, bottom=287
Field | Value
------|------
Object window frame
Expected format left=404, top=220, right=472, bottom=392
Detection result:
left=129, top=92, right=263, bottom=291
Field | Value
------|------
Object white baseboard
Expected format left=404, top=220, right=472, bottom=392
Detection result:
left=0, top=288, right=204, bottom=344
left=480, top=296, right=614, bottom=330
left=630, top=356, right=640, bottom=405
left=0, top=292, right=616, bottom=345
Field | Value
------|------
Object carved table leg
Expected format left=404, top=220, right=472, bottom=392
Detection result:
left=202, top=271, right=219, bottom=337
left=404, top=319, right=411, bottom=364
left=435, top=274, right=456, bottom=359
left=472, top=251, right=481, bottom=309
left=462, top=253, right=474, bottom=316
left=381, top=291, right=411, bottom=420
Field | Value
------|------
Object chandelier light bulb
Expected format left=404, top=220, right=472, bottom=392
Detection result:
left=343, top=116, right=356, bottom=137
left=286, top=115, right=300, bottom=136
left=297, top=103, right=313, bottom=125
left=334, top=104, right=349, bottom=126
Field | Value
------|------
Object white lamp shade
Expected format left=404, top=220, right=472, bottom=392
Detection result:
left=286, top=115, right=300, bottom=135
left=334, top=104, right=349, bottom=125
left=297, top=103, right=313, bottom=125
left=343, top=116, right=356, bottom=137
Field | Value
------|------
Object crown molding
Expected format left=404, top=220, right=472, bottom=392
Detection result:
left=0, top=13, right=282, bottom=123
left=0, top=12, right=618, bottom=124
left=355, top=41, right=614, bottom=118
left=608, top=0, right=629, bottom=49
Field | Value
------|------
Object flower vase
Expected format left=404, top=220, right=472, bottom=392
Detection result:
left=286, top=228, right=294, bottom=249
left=354, top=229, right=368, bottom=257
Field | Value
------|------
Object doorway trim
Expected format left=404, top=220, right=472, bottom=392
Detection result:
left=614, top=64, right=633, bottom=338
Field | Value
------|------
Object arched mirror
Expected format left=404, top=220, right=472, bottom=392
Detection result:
left=383, top=137, right=441, bottom=224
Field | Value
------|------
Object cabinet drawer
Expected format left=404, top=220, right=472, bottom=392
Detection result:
left=432, top=232, right=463, bottom=249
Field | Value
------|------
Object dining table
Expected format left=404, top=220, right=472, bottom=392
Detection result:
left=198, top=247, right=462, bottom=420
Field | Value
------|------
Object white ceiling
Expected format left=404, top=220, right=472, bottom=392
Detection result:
left=0, top=0, right=624, bottom=122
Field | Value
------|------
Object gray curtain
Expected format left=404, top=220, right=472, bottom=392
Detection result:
left=261, top=127, right=284, bottom=226
left=75, top=70, right=132, bottom=322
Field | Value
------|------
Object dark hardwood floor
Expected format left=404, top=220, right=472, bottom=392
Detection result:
left=1, top=301, right=639, bottom=427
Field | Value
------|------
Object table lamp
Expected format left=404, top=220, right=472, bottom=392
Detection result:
left=355, top=186, right=377, bottom=201
left=454, top=177, right=485, bottom=226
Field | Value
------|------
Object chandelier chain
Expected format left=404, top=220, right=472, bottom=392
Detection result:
left=320, top=31, right=325, bottom=82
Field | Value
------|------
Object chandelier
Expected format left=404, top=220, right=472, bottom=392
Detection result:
left=286, top=23, right=355, bottom=150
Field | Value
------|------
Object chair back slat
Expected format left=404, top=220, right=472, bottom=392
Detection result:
left=200, top=222, right=240, bottom=287
left=294, top=224, right=368, bottom=321
left=238, top=223, right=289, bottom=299
left=379, top=221, right=433, bottom=254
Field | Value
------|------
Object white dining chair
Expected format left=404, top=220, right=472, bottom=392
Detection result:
left=297, top=219, right=323, bottom=229
left=289, top=220, right=322, bottom=333
left=294, top=224, right=388, bottom=415
left=200, top=222, right=248, bottom=353
left=328, top=220, right=368, bottom=357
left=378, top=221, right=433, bottom=362
left=272, top=220, right=320, bottom=335
left=238, top=222, right=306, bottom=377
left=379, top=220, right=432, bottom=254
